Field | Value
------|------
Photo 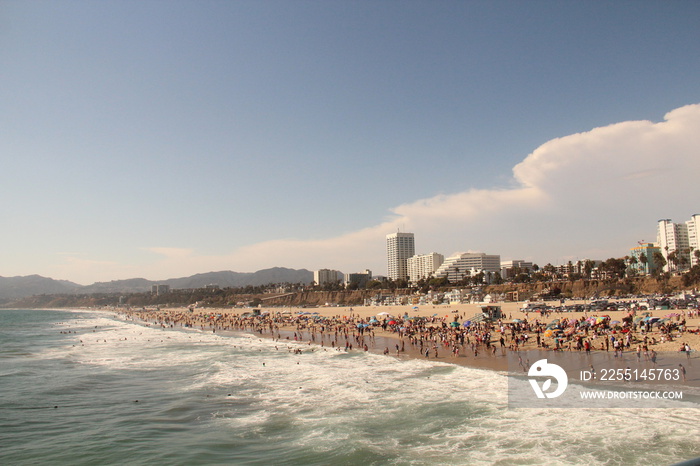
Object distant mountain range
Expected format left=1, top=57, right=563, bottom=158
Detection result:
left=0, top=268, right=314, bottom=303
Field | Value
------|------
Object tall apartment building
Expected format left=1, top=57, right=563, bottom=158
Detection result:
left=657, top=217, right=698, bottom=271
left=434, top=252, right=501, bottom=283
left=313, top=269, right=344, bottom=286
left=407, top=252, right=444, bottom=283
left=386, top=232, right=415, bottom=281
left=688, top=214, right=700, bottom=267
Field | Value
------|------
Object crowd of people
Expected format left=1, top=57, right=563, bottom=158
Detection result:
left=115, top=305, right=696, bottom=364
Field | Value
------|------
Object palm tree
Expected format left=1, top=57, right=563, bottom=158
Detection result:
left=653, top=251, right=667, bottom=276
left=628, top=256, right=638, bottom=276
left=639, top=252, right=648, bottom=275
left=668, top=250, right=679, bottom=273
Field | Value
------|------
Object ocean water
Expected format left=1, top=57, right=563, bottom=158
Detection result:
left=1, top=309, right=699, bottom=466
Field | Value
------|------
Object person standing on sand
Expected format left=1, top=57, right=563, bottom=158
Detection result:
left=679, top=364, right=686, bottom=382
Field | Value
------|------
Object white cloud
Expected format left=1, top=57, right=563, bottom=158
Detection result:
left=64, top=103, right=700, bottom=281
left=216, top=103, right=700, bottom=272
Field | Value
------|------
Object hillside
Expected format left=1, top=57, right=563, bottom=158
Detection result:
left=0, top=275, right=81, bottom=304
left=0, top=268, right=314, bottom=304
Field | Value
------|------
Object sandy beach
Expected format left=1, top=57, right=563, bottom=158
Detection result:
left=115, top=300, right=700, bottom=386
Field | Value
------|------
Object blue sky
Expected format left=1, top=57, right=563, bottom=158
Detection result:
left=1, top=0, right=699, bottom=284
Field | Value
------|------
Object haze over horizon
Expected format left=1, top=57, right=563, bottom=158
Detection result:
left=2, top=1, right=699, bottom=285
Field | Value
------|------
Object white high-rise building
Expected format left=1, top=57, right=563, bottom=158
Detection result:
left=386, top=232, right=415, bottom=281
left=407, top=252, right=444, bottom=283
left=657, top=219, right=691, bottom=271
left=314, top=269, right=344, bottom=286
left=687, top=214, right=700, bottom=267
left=434, top=252, right=501, bottom=283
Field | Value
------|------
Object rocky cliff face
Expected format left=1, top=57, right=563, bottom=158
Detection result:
left=262, top=290, right=376, bottom=306
left=485, top=276, right=686, bottom=299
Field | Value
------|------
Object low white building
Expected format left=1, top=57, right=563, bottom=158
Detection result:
left=344, top=269, right=372, bottom=287
left=407, top=252, right=444, bottom=283
left=500, top=260, right=533, bottom=279
left=434, top=252, right=501, bottom=283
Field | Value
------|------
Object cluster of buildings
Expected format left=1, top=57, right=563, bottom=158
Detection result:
left=628, top=215, right=700, bottom=275
left=385, top=231, right=519, bottom=284
left=656, top=215, right=700, bottom=269
left=312, top=213, right=700, bottom=288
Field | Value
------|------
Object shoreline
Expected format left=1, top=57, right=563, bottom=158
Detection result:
left=110, top=301, right=700, bottom=392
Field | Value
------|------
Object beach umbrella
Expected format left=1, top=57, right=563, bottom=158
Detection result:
left=377, top=312, right=391, bottom=316
left=450, top=321, right=460, bottom=328
left=513, top=319, right=522, bottom=323
left=611, top=321, right=620, bottom=325
left=463, top=321, right=472, bottom=327
left=544, top=329, right=554, bottom=338
left=388, top=320, right=397, bottom=325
